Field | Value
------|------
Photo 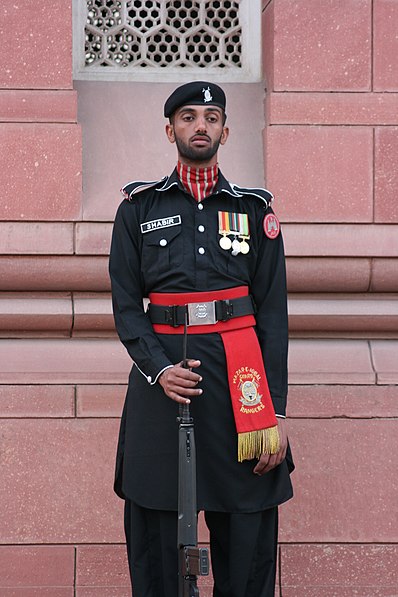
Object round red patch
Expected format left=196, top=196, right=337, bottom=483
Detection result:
left=263, top=213, right=280, bottom=239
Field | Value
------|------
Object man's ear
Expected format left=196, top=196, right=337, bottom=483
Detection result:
left=220, top=126, right=229, bottom=146
left=165, top=123, right=175, bottom=144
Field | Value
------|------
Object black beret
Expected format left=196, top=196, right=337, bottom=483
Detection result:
left=164, top=81, right=226, bottom=118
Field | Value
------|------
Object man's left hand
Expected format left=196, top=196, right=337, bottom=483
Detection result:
left=253, top=418, right=288, bottom=476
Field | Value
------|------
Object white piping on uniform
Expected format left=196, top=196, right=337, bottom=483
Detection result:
left=133, top=362, right=173, bottom=386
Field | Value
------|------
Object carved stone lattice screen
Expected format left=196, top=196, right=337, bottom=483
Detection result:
left=73, top=0, right=261, bottom=81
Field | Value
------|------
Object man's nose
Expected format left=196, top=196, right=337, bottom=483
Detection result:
left=195, top=117, right=207, bottom=132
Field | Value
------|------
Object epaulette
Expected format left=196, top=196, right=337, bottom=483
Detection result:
left=120, top=176, right=168, bottom=201
left=230, top=184, right=274, bottom=208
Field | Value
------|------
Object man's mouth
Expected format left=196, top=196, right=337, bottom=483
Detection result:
left=191, top=135, right=210, bottom=146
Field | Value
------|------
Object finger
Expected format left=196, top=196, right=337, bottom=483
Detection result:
left=166, top=386, right=203, bottom=403
left=174, top=369, right=202, bottom=382
left=167, top=392, right=191, bottom=405
left=254, top=452, right=280, bottom=476
left=261, top=453, right=278, bottom=474
left=253, top=453, right=270, bottom=475
left=185, top=359, right=201, bottom=368
left=166, top=373, right=202, bottom=389
left=280, top=444, right=288, bottom=461
left=169, top=385, right=203, bottom=397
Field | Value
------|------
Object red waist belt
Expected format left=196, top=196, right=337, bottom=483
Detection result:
left=148, top=287, right=279, bottom=462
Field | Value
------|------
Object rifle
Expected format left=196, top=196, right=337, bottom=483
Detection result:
left=177, top=315, right=209, bottom=597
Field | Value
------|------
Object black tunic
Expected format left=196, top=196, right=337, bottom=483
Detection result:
left=109, top=169, right=294, bottom=512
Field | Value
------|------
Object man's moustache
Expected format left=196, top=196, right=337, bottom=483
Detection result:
left=191, top=135, right=211, bottom=142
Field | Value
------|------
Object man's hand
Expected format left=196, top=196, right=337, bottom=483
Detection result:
left=158, top=359, right=202, bottom=404
left=253, top=418, right=288, bottom=476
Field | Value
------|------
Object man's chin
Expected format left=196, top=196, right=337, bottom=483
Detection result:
left=185, top=148, right=217, bottom=163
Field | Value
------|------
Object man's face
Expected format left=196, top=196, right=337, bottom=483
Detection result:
left=165, top=105, right=229, bottom=167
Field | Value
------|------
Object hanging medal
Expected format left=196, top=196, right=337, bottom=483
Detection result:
left=240, top=239, right=250, bottom=254
left=220, top=233, right=232, bottom=250
left=237, top=213, right=250, bottom=254
left=231, top=237, right=241, bottom=256
left=218, top=211, right=232, bottom=250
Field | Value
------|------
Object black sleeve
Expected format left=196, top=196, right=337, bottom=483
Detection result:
left=250, top=209, right=288, bottom=416
left=109, top=199, right=173, bottom=384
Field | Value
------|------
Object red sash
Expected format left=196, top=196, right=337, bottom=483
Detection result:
left=149, top=287, right=280, bottom=461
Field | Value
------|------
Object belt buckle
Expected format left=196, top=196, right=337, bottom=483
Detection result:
left=187, top=301, right=217, bottom=326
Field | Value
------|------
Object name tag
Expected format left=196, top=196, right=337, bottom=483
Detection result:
left=140, top=215, right=181, bottom=234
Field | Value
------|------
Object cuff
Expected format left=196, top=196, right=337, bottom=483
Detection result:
left=153, top=365, right=174, bottom=385
left=133, top=359, right=173, bottom=385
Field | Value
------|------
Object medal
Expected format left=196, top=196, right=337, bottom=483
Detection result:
left=231, top=238, right=241, bottom=256
left=219, top=234, right=232, bottom=250
left=218, top=211, right=251, bottom=254
left=240, top=239, right=250, bottom=254
left=218, top=211, right=233, bottom=251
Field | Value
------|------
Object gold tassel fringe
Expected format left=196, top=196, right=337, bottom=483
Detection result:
left=238, top=426, right=280, bottom=462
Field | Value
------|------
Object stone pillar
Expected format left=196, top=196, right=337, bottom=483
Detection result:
left=0, top=2, right=128, bottom=593
left=262, top=1, right=398, bottom=594
left=0, top=0, right=81, bottom=220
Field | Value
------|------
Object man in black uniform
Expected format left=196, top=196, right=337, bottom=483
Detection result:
left=109, top=81, right=293, bottom=597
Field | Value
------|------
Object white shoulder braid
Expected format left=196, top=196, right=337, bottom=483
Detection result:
left=120, top=176, right=168, bottom=201
left=230, top=183, right=274, bottom=209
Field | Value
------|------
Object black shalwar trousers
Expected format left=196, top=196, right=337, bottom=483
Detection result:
left=124, top=499, right=278, bottom=597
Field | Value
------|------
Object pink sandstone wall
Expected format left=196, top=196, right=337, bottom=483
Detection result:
left=262, top=1, right=398, bottom=595
left=0, top=0, right=397, bottom=595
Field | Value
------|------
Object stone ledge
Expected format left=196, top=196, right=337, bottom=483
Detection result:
left=73, top=293, right=114, bottom=335
left=268, top=92, right=398, bottom=125
left=0, top=385, right=75, bottom=418
left=288, top=384, right=398, bottom=418
left=76, top=384, right=125, bottom=418
left=0, top=338, right=396, bottom=385
left=1, top=255, right=398, bottom=294
left=0, top=293, right=72, bottom=336
left=73, top=222, right=398, bottom=257
left=283, top=224, right=398, bottom=257
left=280, top=544, right=398, bottom=594
left=0, top=545, right=74, bottom=588
left=2, top=293, right=398, bottom=337
left=289, top=339, right=376, bottom=385
left=75, top=223, right=113, bottom=256
left=0, top=223, right=74, bottom=255
left=2, top=382, right=396, bottom=419
left=1, top=590, right=73, bottom=596
left=288, top=293, right=398, bottom=334
left=0, top=257, right=110, bottom=292
left=0, top=338, right=130, bottom=384
left=0, top=90, right=77, bottom=123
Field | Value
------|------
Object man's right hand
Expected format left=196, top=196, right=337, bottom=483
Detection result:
left=158, top=359, right=202, bottom=404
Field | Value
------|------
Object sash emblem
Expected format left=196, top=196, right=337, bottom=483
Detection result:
left=233, top=367, right=265, bottom=414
